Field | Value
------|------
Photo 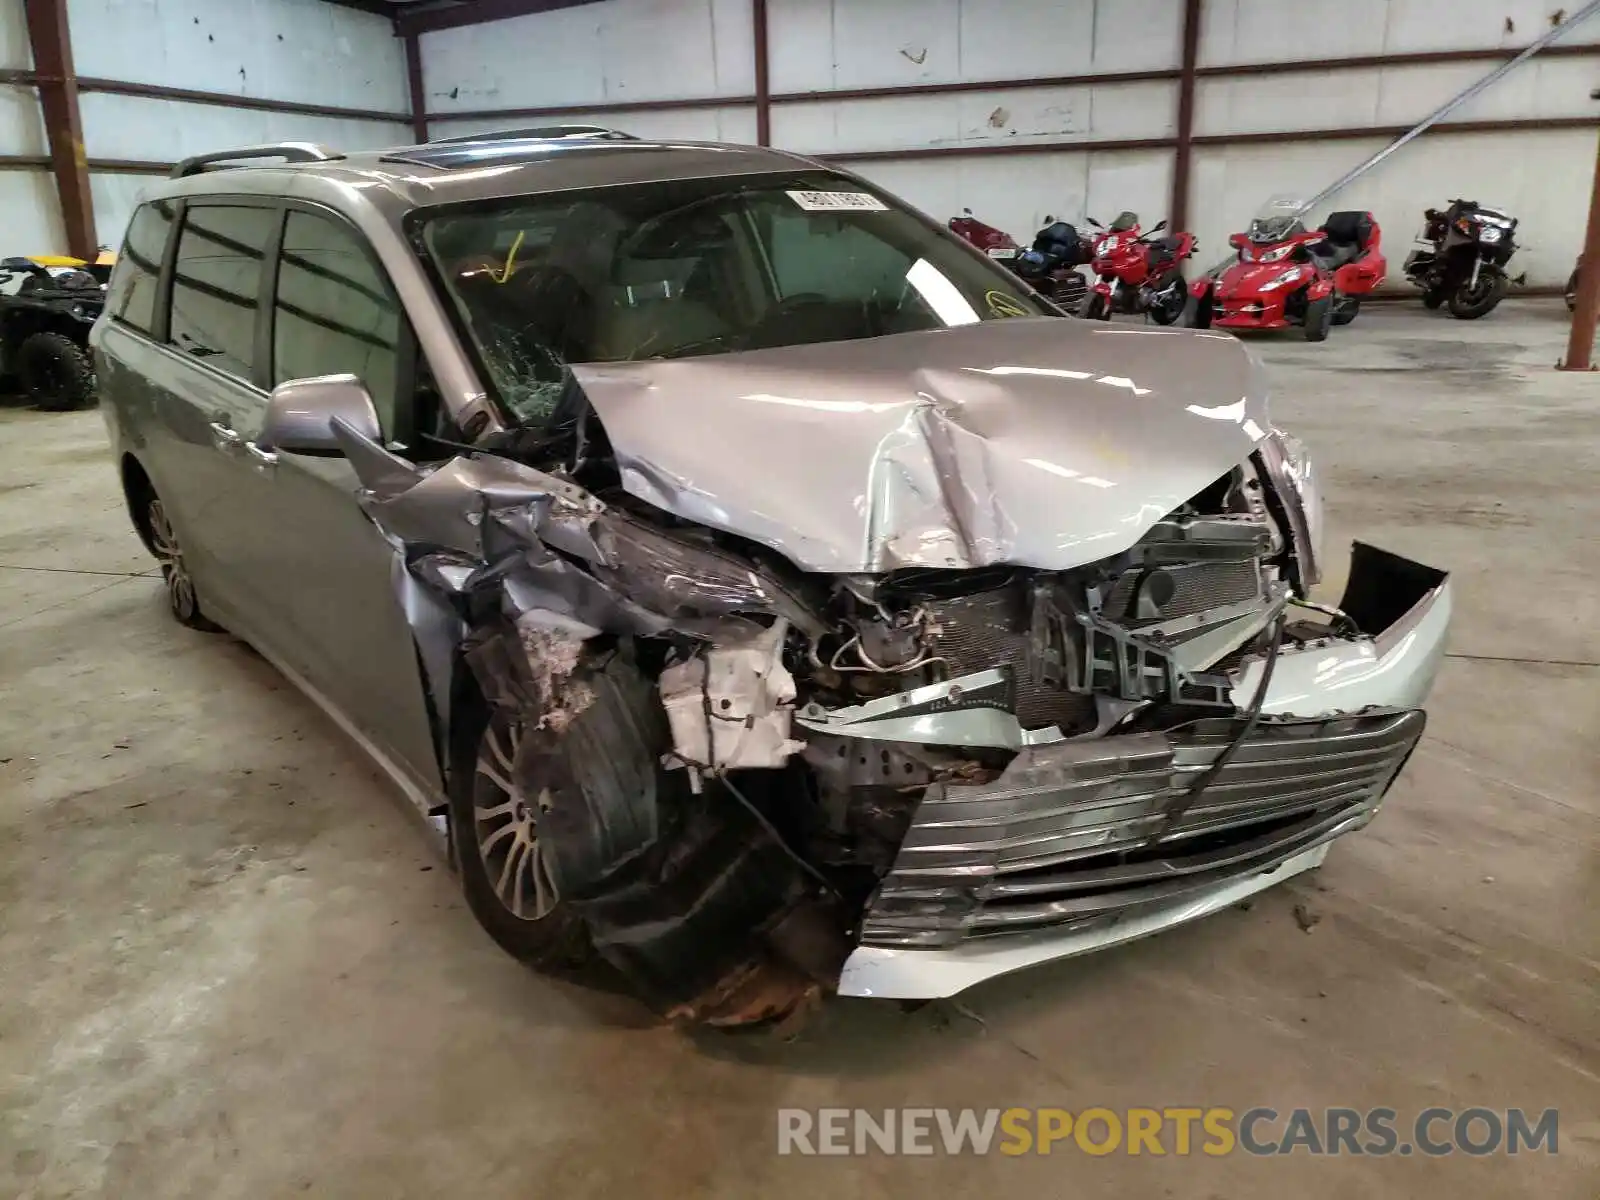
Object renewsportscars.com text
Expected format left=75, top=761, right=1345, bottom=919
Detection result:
left=776, top=1106, right=1559, bottom=1158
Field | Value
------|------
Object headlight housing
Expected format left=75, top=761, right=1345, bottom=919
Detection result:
left=1259, top=429, right=1323, bottom=589
left=1479, top=226, right=1502, bottom=244
left=1258, top=244, right=1292, bottom=263
left=1258, top=266, right=1304, bottom=292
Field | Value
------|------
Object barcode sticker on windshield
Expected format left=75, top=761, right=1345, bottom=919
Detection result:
left=786, top=190, right=888, bottom=212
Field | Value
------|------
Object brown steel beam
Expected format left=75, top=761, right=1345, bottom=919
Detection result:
left=1193, top=40, right=1600, bottom=78
left=0, top=157, right=171, bottom=174
left=25, top=0, right=96, bottom=259
left=1170, top=0, right=1203, bottom=230
left=752, top=0, right=770, bottom=146
left=1190, top=114, right=1600, bottom=147
left=317, top=0, right=402, bottom=16
left=772, top=66, right=1179, bottom=106
left=1559, top=129, right=1600, bottom=369
left=75, top=76, right=408, bottom=123
left=397, top=0, right=604, bottom=37
left=404, top=31, right=429, bottom=142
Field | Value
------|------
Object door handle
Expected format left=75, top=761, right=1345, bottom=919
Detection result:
left=244, top=442, right=278, bottom=468
left=208, top=420, right=242, bottom=450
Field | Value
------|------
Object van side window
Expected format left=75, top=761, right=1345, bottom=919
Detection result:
left=107, top=200, right=175, bottom=334
left=168, top=205, right=277, bottom=383
left=272, top=211, right=401, bottom=437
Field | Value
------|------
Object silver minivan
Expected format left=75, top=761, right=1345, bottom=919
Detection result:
left=95, top=130, right=1451, bottom=1024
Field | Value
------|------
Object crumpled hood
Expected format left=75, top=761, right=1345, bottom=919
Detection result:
left=572, top=317, right=1270, bottom=574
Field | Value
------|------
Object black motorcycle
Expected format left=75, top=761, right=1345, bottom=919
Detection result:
left=1013, top=216, right=1090, bottom=312
left=1402, top=199, right=1519, bottom=319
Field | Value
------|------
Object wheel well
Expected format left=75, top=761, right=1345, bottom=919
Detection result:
left=120, top=454, right=158, bottom=556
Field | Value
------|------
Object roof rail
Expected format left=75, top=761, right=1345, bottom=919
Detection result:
left=170, top=142, right=345, bottom=179
left=427, top=125, right=636, bottom=144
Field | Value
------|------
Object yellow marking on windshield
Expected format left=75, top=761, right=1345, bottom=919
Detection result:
left=485, top=229, right=525, bottom=285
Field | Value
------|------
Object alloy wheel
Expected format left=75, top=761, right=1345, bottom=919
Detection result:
left=147, top=498, right=199, bottom=622
left=472, top=719, right=559, bottom=922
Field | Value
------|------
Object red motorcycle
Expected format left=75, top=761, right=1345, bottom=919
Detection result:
left=1081, top=211, right=1196, bottom=324
left=1190, top=197, right=1385, bottom=340
left=948, top=209, right=1021, bottom=265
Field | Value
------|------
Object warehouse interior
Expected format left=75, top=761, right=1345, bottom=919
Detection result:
left=1, top=0, right=1597, bottom=1196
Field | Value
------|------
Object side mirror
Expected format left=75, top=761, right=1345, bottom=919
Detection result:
left=1042, top=213, right=1055, bottom=223
left=962, top=206, right=974, bottom=216
left=1228, top=232, right=1247, bottom=249
left=1086, top=216, right=1103, bottom=228
left=1150, top=219, right=1168, bottom=234
left=257, top=374, right=381, bottom=456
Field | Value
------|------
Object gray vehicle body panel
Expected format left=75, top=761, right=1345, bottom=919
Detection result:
left=573, top=320, right=1266, bottom=573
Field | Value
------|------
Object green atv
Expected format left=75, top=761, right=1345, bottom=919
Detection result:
left=0, top=254, right=108, bottom=411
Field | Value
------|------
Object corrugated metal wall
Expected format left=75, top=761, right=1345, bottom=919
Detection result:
left=0, top=0, right=409, bottom=252
left=421, top=0, right=1600, bottom=286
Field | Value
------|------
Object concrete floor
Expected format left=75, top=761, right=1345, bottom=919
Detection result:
left=1, top=301, right=1596, bottom=1198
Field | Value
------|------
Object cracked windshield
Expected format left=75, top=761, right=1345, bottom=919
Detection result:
left=420, top=171, right=1050, bottom=422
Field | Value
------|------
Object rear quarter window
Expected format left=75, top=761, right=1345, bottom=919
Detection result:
left=107, top=200, right=176, bottom=334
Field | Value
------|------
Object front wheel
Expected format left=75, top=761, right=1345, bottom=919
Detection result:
left=1082, top=290, right=1111, bottom=321
left=1331, top=294, right=1361, bottom=326
left=17, top=331, right=95, bottom=411
left=1565, top=268, right=1579, bottom=312
left=1148, top=278, right=1187, bottom=326
left=452, top=707, right=590, bottom=970
left=1449, top=269, right=1506, bottom=319
left=1304, top=295, right=1333, bottom=342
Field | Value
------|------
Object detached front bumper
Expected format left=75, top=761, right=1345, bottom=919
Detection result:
left=837, top=544, right=1450, bottom=1000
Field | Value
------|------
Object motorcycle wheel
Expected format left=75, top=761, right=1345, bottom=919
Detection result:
left=1421, top=288, right=1447, bottom=310
left=1331, top=294, right=1361, bottom=326
left=1566, top=269, right=1579, bottom=313
left=1304, top=295, right=1333, bottom=342
left=1187, top=290, right=1213, bottom=329
left=1083, top=291, right=1111, bottom=321
left=1148, top=278, right=1187, bottom=326
left=1448, top=270, right=1506, bottom=320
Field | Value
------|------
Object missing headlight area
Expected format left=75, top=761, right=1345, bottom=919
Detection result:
left=331, top=396, right=1443, bottom=1024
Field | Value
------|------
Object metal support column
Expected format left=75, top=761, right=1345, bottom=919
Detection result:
left=24, top=0, right=96, bottom=260
left=1560, top=129, right=1600, bottom=369
left=752, top=0, right=771, bottom=146
left=1169, top=0, right=1203, bottom=230
left=403, top=30, right=428, bottom=143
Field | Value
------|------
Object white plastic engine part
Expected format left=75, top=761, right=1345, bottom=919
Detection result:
left=659, top=619, right=805, bottom=774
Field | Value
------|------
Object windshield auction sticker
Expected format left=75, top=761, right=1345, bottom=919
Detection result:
left=986, top=291, right=1032, bottom=318
left=786, top=190, right=889, bottom=212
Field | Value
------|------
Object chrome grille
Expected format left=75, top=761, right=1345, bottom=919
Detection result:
left=860, top=709, right=1425, bottom=947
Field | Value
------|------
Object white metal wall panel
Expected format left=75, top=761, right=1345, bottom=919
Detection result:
left=0, top=85, right=45, bottom=156
left=429, top=106, right=759, bottom=146
left=772, top=79, right=1177, bottom=155
left=1199, top=0, right=1596, bottom=64
left=67, top=0, right=405, bottom=111
left=768, top=0, right=1183, bottom=93
left=80, top=92, right=407, bottom=161
left=0, top=1, right=30, bottom=70
left=422, top=0, right=755, bottom=114
left=1196, top=54, right=1600, bottom=135
left=89, top=172, right=156, bottom=248
left=0, top=171, right=67, bottom=252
